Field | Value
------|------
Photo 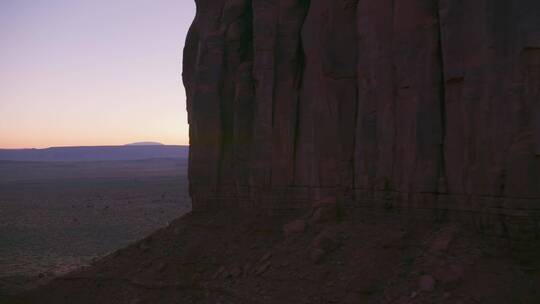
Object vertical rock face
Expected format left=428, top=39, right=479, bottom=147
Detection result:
left=183, top=0, right=540, bottom=218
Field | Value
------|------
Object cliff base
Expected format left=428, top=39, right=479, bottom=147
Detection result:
left=11, top=205, right=540, bottom=304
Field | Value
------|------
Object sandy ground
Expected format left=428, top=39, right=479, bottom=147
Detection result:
left=0, top=159, right=191, bottom=295
left=10, top=202, right=540, bottom=304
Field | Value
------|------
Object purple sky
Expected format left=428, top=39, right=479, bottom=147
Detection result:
left=0, top=0, right=195, bottom=148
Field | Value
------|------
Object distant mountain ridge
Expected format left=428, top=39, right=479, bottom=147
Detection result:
left=0, top=145, right=189, bottom=162
left=125, top=142, right=164, bottom=146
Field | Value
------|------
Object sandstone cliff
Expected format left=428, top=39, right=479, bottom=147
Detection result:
left=8, top=3, right=540, bottom=302
left=183, top=0, right=540, bottom=224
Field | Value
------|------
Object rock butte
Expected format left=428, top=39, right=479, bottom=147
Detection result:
left=8, top=2, right=540, bottom=302
left=183, top=0, right=540, bottom=233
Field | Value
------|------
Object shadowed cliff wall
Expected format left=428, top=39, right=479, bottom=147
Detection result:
left=183, top=0, right=540, bottom=225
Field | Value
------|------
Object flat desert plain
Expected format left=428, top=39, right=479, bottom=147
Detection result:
left=0, top=158, right=190, bottom=295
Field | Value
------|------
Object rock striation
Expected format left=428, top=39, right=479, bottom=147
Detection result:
left=183, top=0, right=540, bottom=226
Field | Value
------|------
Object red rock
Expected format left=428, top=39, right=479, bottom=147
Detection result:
left=429, top=225, right=458, bottom=255
left=435, top=264, right=465, bottom=286
left=311, top=202, right=342, bottom=224
left=213, top=266, right=225, bottom=279
left=344, top=292, right=361, bottom=304
left=183, top=0, right=540, bottom=225
left=310, top=228, right=342, bottom=263
left=283, top=219, right=307, bottom=237
left=255, top=261, right=271, bottom=276
left=419, top=274, right=436, bottom=292
left=259, top=252, right=272, bottom=264
left=230, top=266, right=243, bottom=278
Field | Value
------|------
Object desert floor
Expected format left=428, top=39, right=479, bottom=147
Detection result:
left=0, top=159, right=190, bottom=295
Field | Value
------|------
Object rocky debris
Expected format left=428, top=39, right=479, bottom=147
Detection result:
left=258, top=252, right=272, bottom=264
left=310, top=228, right=342, bottom=263
left=433, top=264, right=464, bottom=287
left=227, top=267, right=243, bottom=279
left=138, top=241, right=150, bottom=252
left=213, top=266, right=226, bottom=280
left=242, top=262, right=253, bottom=274
left=254, top=261, right=271, bottom=276
left=283, top=220, right=307, bottom=238
left=418, top=274, right=436, bottom=292
left=429, top=225, right=458, bottom=256
left=250, top=252, right=274, bottom=276
left=310, top=200, right=343, bottom=224
left=344, top=292, right=361, bottom=304
left=129, top=298, right=141, bottom=304
left=11, top=210, right=540, bottom=304
left=173, top=227, right=183, bottom=235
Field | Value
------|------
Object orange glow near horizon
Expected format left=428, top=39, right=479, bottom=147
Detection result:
left=0, top=1, right=195, bottom=149
left=1, top=135, right=190, bottom=150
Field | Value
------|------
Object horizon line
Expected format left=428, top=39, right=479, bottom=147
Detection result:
left=0, top=144, right=190, bottom=150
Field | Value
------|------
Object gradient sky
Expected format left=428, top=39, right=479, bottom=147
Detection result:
left=0, top=0, right=195, bottom=148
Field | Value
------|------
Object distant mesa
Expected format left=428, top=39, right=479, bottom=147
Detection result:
left=0, top=145, right=188, bottom=162
left=125, top=142, right=164, bottom=146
